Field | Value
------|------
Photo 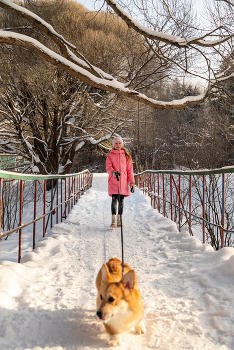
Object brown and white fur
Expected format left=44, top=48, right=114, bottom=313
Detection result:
left=96, top=258, right=145, bottom=346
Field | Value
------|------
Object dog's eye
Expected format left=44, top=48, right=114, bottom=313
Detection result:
left=100, top=295, right=102, bottom=300
left=108, top=297, right=115, bottom=303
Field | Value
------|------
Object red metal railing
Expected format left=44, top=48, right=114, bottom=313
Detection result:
left=135, top=167, right=234, bottom=250
left=0, top=170, right=93, bottom=262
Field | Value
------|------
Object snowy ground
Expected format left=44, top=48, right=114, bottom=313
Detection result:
left=0, top=173, right=234, bottom=350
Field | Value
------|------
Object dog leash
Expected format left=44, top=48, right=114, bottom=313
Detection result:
left=115, top=171, right=124, bottom=277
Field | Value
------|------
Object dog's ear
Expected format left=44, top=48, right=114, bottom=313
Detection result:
left=121, top=270, right=137, bottom=291
left=101, top=263, right=111, bottom=284
left=96, top=263, right=111, bottom=291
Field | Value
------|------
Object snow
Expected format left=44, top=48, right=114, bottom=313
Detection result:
left=105, top=0, right=227, bottom=47
left=0, top=0, right=75, bottom=47
left=1, top=173, right=234, bottom=349
left=0, top=30, right=126, bottom=89
left=75, top=141, right=85, bottom=152
left=0, top=31, right=209, bottom=109
left=0, top=0, right=115, bottom=82
left=1, top=0, right=233, bottom=110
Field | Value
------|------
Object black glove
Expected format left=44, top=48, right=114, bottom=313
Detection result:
left=115, top=171, right=121, bottom=181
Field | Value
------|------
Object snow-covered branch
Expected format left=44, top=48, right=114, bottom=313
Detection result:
left=0, top=30, right=211, bottom=109
left=104, top=0, right=234, bottom=48
left=0, top=0, right=114, bottom=80
left=0, top=0, right=234, bottom=112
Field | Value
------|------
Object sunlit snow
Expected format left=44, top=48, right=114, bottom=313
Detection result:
left=0, top=173, right=234, bottom=349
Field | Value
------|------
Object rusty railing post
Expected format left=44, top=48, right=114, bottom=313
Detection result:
left=56, top=179, right=58, bottom=224
left=65, top=178, right=67, bottom=218
left=18, top=180, right=23, bottom=263
left=61, top=178, right=63, bottom=223
left=51, top=180, right=53, bottom=229
left=78, top=174, right=80, bottom=199
left=68, top=177, right=70, bottom=213
left=162, top=174, right=165, bottom=217
left=221, top=173, right=225, bottom=248
left=189, top=175, right=192, bottom=235
left=178, top=175, right=181, bottom=231
left=158, top=173, right=160, bottom=213
left=0, top=178, right=2, bottom=257
left=43, top=180, right=46, bottom=237
left=73, top=176, right=75, bottom=206
left=170, top=174, right=173, bottom=221
left=203, top=175, right=205, bottom=244
left=70, top=177, right=73, bottom=210
left=33, top=180, right=37, bottom=249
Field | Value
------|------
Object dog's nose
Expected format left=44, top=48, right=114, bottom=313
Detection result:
left=97, top=310, right=103, bottom=319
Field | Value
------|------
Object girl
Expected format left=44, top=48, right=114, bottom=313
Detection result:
left=106, top=136, right=135, bottom=228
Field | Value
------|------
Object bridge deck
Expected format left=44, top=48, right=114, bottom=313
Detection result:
left=0, top=173, right=233, bottom=349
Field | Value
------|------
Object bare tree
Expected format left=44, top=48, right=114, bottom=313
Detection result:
left=0, top=0, right=143, bottom=174
left=0, top=71, right=125, bottom=175
left=1, top=0, right=234, bottom=110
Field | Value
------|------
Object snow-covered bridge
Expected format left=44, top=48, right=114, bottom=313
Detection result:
left=0, top=173, right=234, bottom=350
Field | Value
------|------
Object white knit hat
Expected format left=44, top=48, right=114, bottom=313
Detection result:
left=112, top=136, right=123, bottom=147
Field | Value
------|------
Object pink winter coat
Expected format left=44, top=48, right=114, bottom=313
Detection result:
left=106, top=148, right=135, bottom=197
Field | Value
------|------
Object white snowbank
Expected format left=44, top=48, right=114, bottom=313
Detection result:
left=0, top=173, right=234, bottom=349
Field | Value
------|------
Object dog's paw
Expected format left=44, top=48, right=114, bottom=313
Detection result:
left=135, top=320, right=146, bottom=334
left=108, top=340, right=120, bottom=347
left=108, top=335, right=121, bottom=347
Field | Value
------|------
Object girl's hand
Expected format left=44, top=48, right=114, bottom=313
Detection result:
left=111, top=171, right=116, bottom=177
left=130, top=183, right=135, bottom=193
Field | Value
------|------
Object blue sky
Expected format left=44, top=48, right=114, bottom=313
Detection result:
left=78, top=0, right=206, bottom=15
left=79, top=0, right=102, bottom=11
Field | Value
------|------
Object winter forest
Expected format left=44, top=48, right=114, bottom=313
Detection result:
left=0, top=0, right=234, bottom=175
left=2, top=2, right=234, bottom=349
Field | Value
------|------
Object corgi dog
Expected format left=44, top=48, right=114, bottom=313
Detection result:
left=96, top=258, right=145, bottom=346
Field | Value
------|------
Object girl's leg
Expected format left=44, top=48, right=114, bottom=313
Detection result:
left=111, top=194, right=118, bottom=215
left=111, top=195, right=118, bottom=228
left=117, top=195, right=124, bottom=227
left=118, top=195, right=124, bottom=215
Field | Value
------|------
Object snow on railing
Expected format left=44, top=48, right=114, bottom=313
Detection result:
left=135, top=167, right=234, bottom=250
left=0, top=169, right=93, bottom=262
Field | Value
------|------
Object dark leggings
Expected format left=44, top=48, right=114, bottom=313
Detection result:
left=111, top=194, right=124, bottom=215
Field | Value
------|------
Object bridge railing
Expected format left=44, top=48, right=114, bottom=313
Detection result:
left=0, top=169, right=93, bottom=262
left=135, top=167, right=234, bottom=250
